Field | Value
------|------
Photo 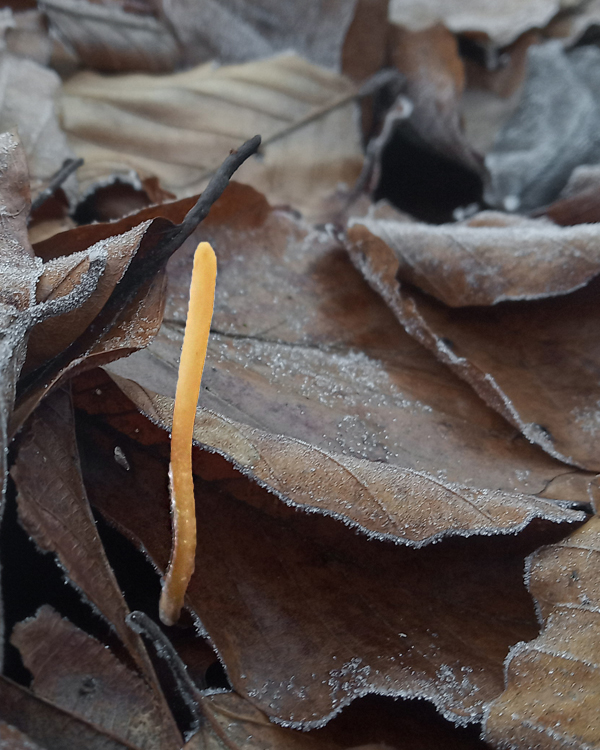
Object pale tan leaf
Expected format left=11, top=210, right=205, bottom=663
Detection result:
left=59, top=53, right=364, bottom=219
left=388, top=0, right=562, bottom=47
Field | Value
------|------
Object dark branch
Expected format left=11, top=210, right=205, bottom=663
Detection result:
left=30, top=158, right=84, bottom=216
left=13, top=136, right=261, bottom=436
left=126, top=611, right=203, bottom=729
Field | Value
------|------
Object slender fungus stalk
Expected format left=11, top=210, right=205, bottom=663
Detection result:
left=159, top=241, right=217, bottom=626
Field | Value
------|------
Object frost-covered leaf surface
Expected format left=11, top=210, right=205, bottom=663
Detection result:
left=484, top=516, right=600, bottom=749
left=346, top=221, right=600, bottom=471
left=73, top=367, right=582, bottom=729
left=350, top=212, right=600, bottom=306
left=109, top=183, right=596, bottom=503
left=485, top=41, right=600, bottom=212
left=12, top=605, right=182, bottom=750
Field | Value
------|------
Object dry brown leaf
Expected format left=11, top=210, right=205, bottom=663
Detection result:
left=349, top=212, right=600, bottom=306
left=199, top=691, right=489, bottom=749
left=113, top=371, right=585, bottom=545
left=388, top=0, right=562, bottom=47
left=12, top=606, right=181, bottom=750
left=59, top=53, right=363, bottom=219
left=72, top=373, right=582, bottom=728
left=484, top=515, right=600, bottom=749
left=541, top=163, right=600, bottom=226
left=0, top=720, right=46, bottom=749
left=10, top=386, right=177, bottom=717
left=41, top=0, right=180, bottom=73
left=0, top=674, right=136, bottom=750
left=345, top=220, right=600, bottom=470
left=108, top=182, right=596, bottom=504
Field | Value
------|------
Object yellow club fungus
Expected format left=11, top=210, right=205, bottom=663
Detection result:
left=159, top=241, right=217, bottom=626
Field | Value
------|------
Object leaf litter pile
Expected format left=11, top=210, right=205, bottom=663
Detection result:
left=4, top=1, right=600, bottom=748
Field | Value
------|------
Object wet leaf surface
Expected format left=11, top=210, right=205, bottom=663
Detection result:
left=346, top=220, right=600, bottom=471
left=484, top=515, right=600, bottom=749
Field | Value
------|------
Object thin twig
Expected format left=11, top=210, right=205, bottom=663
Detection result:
left=30, top=158, right=84, bottom=216
left=126, top=611, right=203, bottom=728
left=12, top=136, right=261, bottom=438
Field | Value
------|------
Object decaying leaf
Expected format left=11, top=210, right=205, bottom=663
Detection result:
left=10, top=386, right=174, bottom=706
left=346, top=219, right=600, bottom=471
left=11, top=135, right=260, bottom=438
left=484, top=515, right=600, bottom=749
left=72, top=371, right=583, bottom=728
left=0, top=719, right=46, bottom=750
left=109, top=183, right=597, bottom=503
left=41, top=0, right=180, bottom=74
left=0, top=45, right=77, bottom=203
left=388, top=0, right=561, bottom=47
left=0, top=674, right=136, bottom=750
left=12, top=605, right=181, bottom=750
left=113, top=371, right=586, bottom=546
left=542, top=162, right=600, bottom=226
left=163, top=0, right=359, bottom=70
left=485, top=41, right=600, bottom=212
left=59, top=54, right=363, bottom=219
left=349, top=211, right=600, bottom=306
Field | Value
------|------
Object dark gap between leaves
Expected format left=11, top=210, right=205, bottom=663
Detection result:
left=0, top=479, right=117, bottom=685
left=375, top=121, right=483, bottom=223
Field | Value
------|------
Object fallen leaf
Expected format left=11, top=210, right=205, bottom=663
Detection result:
left=41, top=0, right=181, bottom=73
left=0, top=674, right=137, bottom=750
left=12, top=605, right=181, bottom=750
left=59, top=53, right=363, bottom=219
left=162, top=0, right=358, bottom=70
left=348, top=211, right=600, bottom=306
left=541, top=162, right=600, bottom=226
left=10, top=385, right=177, bottom=712
left=112, top=371, right=586, bottom=546
left=108, top=182, right=597, bottom=503
left=484, top=515, right=600, bottom=749
left=12, top=137, right=260, bottom=438
left=345, top=219, right=600, bottom=470
left=0, top=720, right=46, bottom=749
left=72, top=378, right=582, bottom=728
left=389, top=23, right=482, bottom=176
left=0, top=45, right=77, bottom=204
left=388, top=0, right=562, bottom=48
left=485, top=41, right=600, bottom=212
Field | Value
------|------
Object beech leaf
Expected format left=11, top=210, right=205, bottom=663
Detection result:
left=346, top=218, right=600, bottom=470
left=484, top=515, right=600, bottom=749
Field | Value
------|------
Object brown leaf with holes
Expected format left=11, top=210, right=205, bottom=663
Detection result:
left=12, top=606, right=181, bottom=750
left=71, top=366, right=584, bottom=728
left=484, top=515, right=600, bottom=749
left=109, top=182, right=596, bottom=505
left=346, top=217, right=600, bottom=470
